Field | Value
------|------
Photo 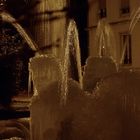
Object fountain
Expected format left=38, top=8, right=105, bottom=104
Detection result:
left=80, top=12, right=140, bottom=138
left=0, top=12, right=38, bottom=106
left=60, top=19, right=83, bottom=104
left=94, top=18, right=117, bottom=62
left=0, top=0, right=38, bottom=107
left=79, top=9, right=140, bottom=139
left=83, top=56, right=117, bottom=92
left=64, top=19, right=82, bottom=85
left=29, top=19, right=83, bottom=101
left=0, top=0, right=37, bottom=51
left=76, top=8, right=140, bottom=140
left=0, top=12, right=37, bottom=51
left=29, top=55, right=63, bottom=140
left=0, top=1, right=37, bottom=139
left=30, top=68, right=140, bottom=140
left=29, top=19, right=84, bottom=140
left=29, top=54, right=65, bottom=139
left=30, top=77, right=85, bottom=140
left=83, top=18, right=117, bottom=92
left=29, top=6, right=140, bottom=140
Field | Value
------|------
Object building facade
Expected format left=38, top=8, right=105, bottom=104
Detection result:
left=88, top=0, right=140, bottom=68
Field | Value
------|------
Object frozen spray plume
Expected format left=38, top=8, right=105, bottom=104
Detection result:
left=0, top=11, right=37, bottom=51
left=0, top=0, right=37, bottom=51
left=95, top=18, right=117, bottom=64
left=61, top=19, right=83, bottom=105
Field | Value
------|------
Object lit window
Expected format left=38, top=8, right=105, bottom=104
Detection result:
left=120, top=0, right=130, bottom=15
left=120, top=33, right=132, bottom=65
left=98, top=0, right=106, bottom=18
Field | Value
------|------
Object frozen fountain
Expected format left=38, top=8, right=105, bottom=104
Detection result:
left=29, top=54, right=84, bottom=140
left=60, top=19, right=83, bottom=104
left=29, top=19, right=84, bottom=140
left=52, top=8, right=140, bottom=140
left=29, top=7, right=140, bottom=140
left=63, top=19, right=83, bottom=88
left=58, top=19, right=140, bottom=138
left=29, top=19, right=82, bottom=102
left=83, top=56, right=117, bottom=92
left=80, top=9, right=140, bottom=140
left=29, top=55, right=63, bottom=140
left=83, top=18, right=117, bottom=92
left=94, top=18, right=117, bottom=61
left=78, top=11, right=140, bottom=139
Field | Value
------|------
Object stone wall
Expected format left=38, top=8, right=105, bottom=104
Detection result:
left=29, top=0, right=67, bottom=59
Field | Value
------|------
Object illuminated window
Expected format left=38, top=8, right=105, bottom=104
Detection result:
left=120, top=33, right=132, bottom=65
left=98, top=0, right=106, bottom=18
left=120, top=0, right=130, bottom=15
